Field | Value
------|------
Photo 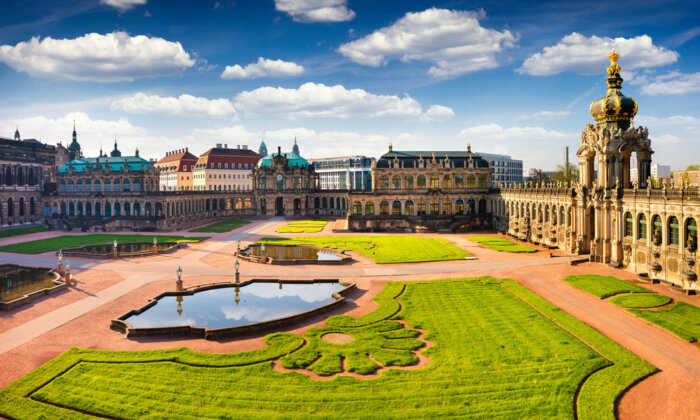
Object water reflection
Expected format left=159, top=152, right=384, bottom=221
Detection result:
left=125, top=282, right=345, bottom=329
left=0, top=265, right=57, bottom=302
left=248, top=244, right=342, bottom=261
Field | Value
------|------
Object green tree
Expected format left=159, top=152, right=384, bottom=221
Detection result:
left=551, top=164, right=579, bottom=184
left=686, top=164, right=700, bottom=171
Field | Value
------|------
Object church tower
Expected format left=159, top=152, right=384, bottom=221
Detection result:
left=259, top=140, right=268, bottom=156
left=68, top=121, right=82, bottom=160
left=14, top=125, right=20, bottom=141
left=292, top=136, right=300, bottom=155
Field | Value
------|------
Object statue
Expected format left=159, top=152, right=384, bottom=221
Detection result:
left=646, top=176, right=652, bottom=189
left=687, top=234, right=696, bottom=252
left=652, top=227, right=661, bottom=246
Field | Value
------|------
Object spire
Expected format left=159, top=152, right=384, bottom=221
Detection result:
left=589, top=50, right=638, bottom=131
left=14, top=125, right=20, bottom=141
left=110, top=135, right=122, bottom=157
left=258, top=139, right=268, bottom=156
left=72, top=120, right=77, bottom=142
left=388, top=142, right=393, bottom=152
left=135, top=147, right=139, bottom=157
left=67, top=120, right=81, bottom=160
left=292, top=135, right=300, bottom=155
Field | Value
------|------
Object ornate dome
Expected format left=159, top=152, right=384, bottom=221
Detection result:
left=590, top=50, right=638, bottom=131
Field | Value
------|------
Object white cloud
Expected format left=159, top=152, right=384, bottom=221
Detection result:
left=420, top=105, right=455, bottom=122
left=338, top=8, right=516, bottom=77
left=0, top=31, right=195, bottom=82
left=634, top=115, right=700, bottom=168
left=514, top=110, right=571, bottom=121
left=234, top=82, right=429, bottom=119
left=460, top=124, right=572, bottom=141
left=101, top=0, right=146, bottom=11
left=111, top=93, right=238, bottom=118
left=221, top=57, right=304, bottom=79
left=275, top=0, right=355, bottom=23
left=264, top=127, right=390, bottom=158
left=192, top=125, right=260, bottom=145
left=636, top=71, right=700, bottom=95
left=519, top=33, right=678, bottom=76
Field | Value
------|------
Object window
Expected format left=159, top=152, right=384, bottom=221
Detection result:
left=652, top=215, right=662, bottom=243
left=455, top=200, right=464, bottom=214
left=624, top=212, right=633, bottom=237
left=430, top=200, right=439, bottom=215
left=218, top=163, right=222, bottom=169
left=417, top=200, right=426, bottom=215
left=443, top=200, right=452, bottom=215
left=686, top=218, right=697, bottom=248
left=443, top=175, right=452, bottom=189
left=380, top=200, right=389, bottom=215
left=211, top=163, right=214, bottom=168
left=404, top=200, right=414, bottom=216
left=378, top=175, right=389, bottom=189
left=430, top=176, right=439, bottom=189
left=467, top=175, right=475, bottom=187
left=405, top=175, right=413, bottom=189
left=417, top=175, right=426, bottom=188
left=455, top=175, right=464, bottom=188
left=391, top=175, right=401, bottom=189
left=668, top=216, right=679, bottom=245
left=353, top=201, right=362, bottom=215
left=478, top=175, right=488, bottom=187
left=183, top=165, right=187, bottom=171
left=365, top=201, right=375, bottom=215
left=638, top=214, right=647, bottom=240
left=224, top=163, right=228, bottom=169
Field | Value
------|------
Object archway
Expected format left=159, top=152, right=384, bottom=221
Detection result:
left=275, top=197, right=284, bottom=215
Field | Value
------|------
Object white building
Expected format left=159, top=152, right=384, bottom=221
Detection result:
left=309, top=156, right=374, bottom=190
left=477, top=152, right=523, bottom=185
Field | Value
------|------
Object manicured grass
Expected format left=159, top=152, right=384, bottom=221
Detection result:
left=0, top=225, right=48, bottom=238
left=258, top=235, right=471, bottom=263
left=628, top=302, right=700, bottom=342
left=0, top=278, right=654, bottom=419
left=0, top=234, right=208, bottom=254
left=189, top=219, right=250, bottom=233
left=563, top=274, right=652, bottom=298
left=277, top=220, right=328, bottom=233
left=609, top=293, right=671, bottom=308
left=468, top=235, right=537, bottom=253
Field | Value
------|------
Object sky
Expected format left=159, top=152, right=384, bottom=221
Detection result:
left=1, top=0, right=699, bottom=171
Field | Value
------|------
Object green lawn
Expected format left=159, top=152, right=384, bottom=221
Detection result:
left=0, top=225, right=48, bottom=238
left=0, top=234, right=208, bottom=254
left=0, top=278, right=654, bottom=419
left=628, top=302, right=700, bottom=342
left=563, top=274, right=652, bottom=298
left=609, top=293, right=671, bottom=308
left=258, top=235, right=471, bottom=263
left=189, top=219, right=250, bottom=233
left=277, top=220, right=328, bottom=233
left=468, top=235, right=537, bottom=253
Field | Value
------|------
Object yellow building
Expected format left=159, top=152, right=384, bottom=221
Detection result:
left=192, top=144, right=261, bottom=191
left=154, top=148, right=198, bottom=191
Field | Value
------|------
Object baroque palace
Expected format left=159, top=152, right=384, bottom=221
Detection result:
left=0, top=51, right=697, bottom=294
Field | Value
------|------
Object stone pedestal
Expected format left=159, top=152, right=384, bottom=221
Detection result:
left=153, top=246, right=158, bottom=255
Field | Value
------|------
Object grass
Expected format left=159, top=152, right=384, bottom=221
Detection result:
left=0, top=234, right=208, bottom=254
left=258, top=236, right=472, bottom=263
left=628, top=302, right=700, bottom=342
left=563, top=274, right=652, bottom=298
left=468, top=235, right=537, bottom=253
left=0, top=225, right=48, bottom=238
left=609, top=293, right=671, bottom=308
left=0, top=277, right=654, bottom=419
left=189, top=219, right=250, bottom=233
left=277, top=220, right=328, bottom=233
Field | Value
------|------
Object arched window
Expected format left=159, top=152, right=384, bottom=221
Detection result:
left=365, top=201, right=375, bottom=215
left=478, top=175, right=488, bottom=188
left=19, top=197, right=25, bottom=216
left=322, top=197, right=327, bottom=208
left=467, top=199, right=475, bottom=215
left=114, top=202, right=121, bottom=216
left=124, top=202, right=131, bottom=216
left=404, top=175, right=414, bottom=189
left=430, top=200, right=439, bottom=215
left=379, top=175, right=389, bottom=189
left=668, top=216, right=679, bottom=245
left=478, top=199, right=486, bottom=214
left=638, top=214, right=647, bottom=240
left=417, top=175, right=426, bottom=188
left=60, top=202, right=66, bottom=215
left=466, top=175, right=475, bottom=187
left=545, top=205, right=550, bottom=222
left=95, top=202, right=101, bottom=216
left=68, top=202, right=75, bottom=216
left=259, top=174, right=266, bottom=189
left=133, top=178, right=141, bottom=192
left=391, top=175, right=401, bottom=189
left=430, top=175, right=439, bottom=189
left=624, top=212, right=633, bottom=237
left=60, top=180, right=66, bottom=192
left=455, top=199, right=464, bottom=214
left=560, top=207, right=565, bottom=226
left=443, top=200, right=452, bottom=215
left=85, top=180, right=92, bottom=193
left=686, top=218, right=697, bottom=248
left=443, top=175, right=452, bottom=189
left=404, top=200, right=414, bottom=216
left=392, top=200, right=401, bottom=215
left=275, top=174, right=284, bottom=189
left=123, top=179, right=130, bottom=192
left=379, top=200, right=389, bottom=215
left=652, top=215, right=662, bottom=243
left=104, top=180, right=111, bottom=192
left=68, top=180, right=74, bottom=192
left=105, top=202, right=112, bottom=217
left=417, top=200, right=427, bottom=215
left=455, top=175, right=464, bottom=188
left=353, top=201, right=362, bottom=215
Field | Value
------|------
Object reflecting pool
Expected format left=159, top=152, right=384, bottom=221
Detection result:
left=124, top=281, right=345, bottom=329
left=0, top=264, right=59, bottom=303
left=246, top=244, right=343, bottom=261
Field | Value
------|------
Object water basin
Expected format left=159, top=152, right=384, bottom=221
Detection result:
left=238, top=244, right=351, bottom=264
left=0, top=264, right=63, bottom=310
left=61, top=242, right=183, bottom=258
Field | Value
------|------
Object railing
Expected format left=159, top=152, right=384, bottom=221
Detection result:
left=0, top=185, right=42, bottom=192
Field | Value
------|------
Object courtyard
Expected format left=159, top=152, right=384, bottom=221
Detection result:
left=0, top=217, right=698, bottom=419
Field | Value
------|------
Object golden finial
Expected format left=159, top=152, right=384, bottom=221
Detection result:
left=467, top=143, right=472, bottom=152
left=388, top=142, right=393, bottom=152
left=607, top=50, right=621, bottom=75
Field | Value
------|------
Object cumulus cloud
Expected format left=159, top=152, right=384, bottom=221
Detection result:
left=111, top=93, right=238, bottom=118
left=101, top=0, right=146, bottom=11
left=514, top=110, right=571, bottom=121
left=634, top=71, right=700, bottom=95
left=234, top=82, right=441, bottom=119
left=518, top=33, right=678, bottom=76
left=0, top=31, right=195, bottom=82
left=338, top=8, right=516, bottom=77
left=420, top=105, right=455, bottom=122
left=221, top=57, right=304, bottom=79
left=275, top=0, right=355, bottom=23
left=460, top=124, right=572, bottom=141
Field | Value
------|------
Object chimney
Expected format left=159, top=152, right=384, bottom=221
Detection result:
left=224, top=144, right=228, bottom=149
left=237, top=144, right=240, bottom=149
left=186, top=147, right=188, bottom=152
left=242, top=145, right=248, bottom=150
left=216, top=143, right=222, bottom=148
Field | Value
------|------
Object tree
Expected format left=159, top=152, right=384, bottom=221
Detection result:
left=686, top=164, right=700, bottom=171
left=551, top=164, right=579, bottom=184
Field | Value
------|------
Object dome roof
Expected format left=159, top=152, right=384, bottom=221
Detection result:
left=257, top=151, right=309, bottom=169
left=590, top=50, right=638, bottom=130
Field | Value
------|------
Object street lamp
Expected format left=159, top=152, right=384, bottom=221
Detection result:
left=113, top=239, right=118, bottom=258
left=234, top=259, right=240, bottom=283
left=236, top=239, right=241, bottom=253
left=176, top=265, right=183, bottom=291
left=58, top=249, right=63, bottom=274
left=65, top=259, right=71, bottom=286
left=153, top=236, right=158, bottom=246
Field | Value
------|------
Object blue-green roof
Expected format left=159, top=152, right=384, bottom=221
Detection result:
left=257, top=152, right=309, bottom=168
left=58, top=156, right=151, bottom=173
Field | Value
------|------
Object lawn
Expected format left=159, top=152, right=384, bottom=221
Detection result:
left=258, top=235, right=471, bottom=263
left=277, top=220, right=328, bottom=233
left=609, top=293, right=671, bottom=308
left=0, top=234, right=208, bottom=254
left=563, top=274, right=652, bottom=298
left=0, top=225, right=48, bottom=238
left=0, top=278, right=654, bottom=420
left=628, top=302, right=700, bottom=342
left=189, top=219, right=250, bottom=233
left=468, top=235, right=537, bottom=253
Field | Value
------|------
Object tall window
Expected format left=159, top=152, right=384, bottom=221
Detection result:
left=443, top=175, right=452, bottom=189
left=624, top=212, right=633, bottom=237
left=467, top=175, right=475, bottom=187
left=455, top=175, right=464, bottom=188
left=353, top=201, right=362, bottom=215
left=652, top=215, right=662, bottom=243
left=430, top=175, right=439, bottom=189
left=293, top=175, right=301, bottom=189
left=686, top=218, right=697, bottom=247
left=417, top=175, right=426, bottom=188
left=478, top=175, right=488, bottom=187
left=430, top=200, right=439, bottom=215
left=365, top=201, right=375, bottom=215
left=443, top=200, right=452, bottom=215
left=668, top=216, right=679, bottom=245
left=455, top=199, right=464, bottom=214
left=392, top=201, right=401, bottom=215
left=391, top=175, right=401, bottom=189
left=380, top=200, right=389, bottom=215
left=638, top=214, right=647, bottom=240
left=417, top=200, right=426, bottom=215
left=404, top=200, right=414, bottom=216
left=405, top=175, right=414, bottom=189
left=379, top=175, right=389, bottom=189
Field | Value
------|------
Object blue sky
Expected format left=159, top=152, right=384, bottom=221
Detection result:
left=1, top=0, right=699, bottom=171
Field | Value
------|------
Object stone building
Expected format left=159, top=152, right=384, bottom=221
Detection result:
left=346, top=145, right=495, bottom=231
left=499, top=51, right=700, bottom=294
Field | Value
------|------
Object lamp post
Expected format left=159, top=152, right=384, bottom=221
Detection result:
left=113, top=239, right=118, bottom=258
left=58, top=249, right=64, bottom=275
left=260, top=243, right=267, bottom=263
left=65, top=259, right=71, bottom=286
left=234, top=259, right=240, bottom=283
left=176, top=265, right=183, bottom=291
left=236, top=239, right=241, bottom=254
left=153, top=236, right=158, bottom=255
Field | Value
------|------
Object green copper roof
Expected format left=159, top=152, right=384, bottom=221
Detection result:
left=58, top=156, right=151, bottom=173
left=257, top=152, right=309, bottom=168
